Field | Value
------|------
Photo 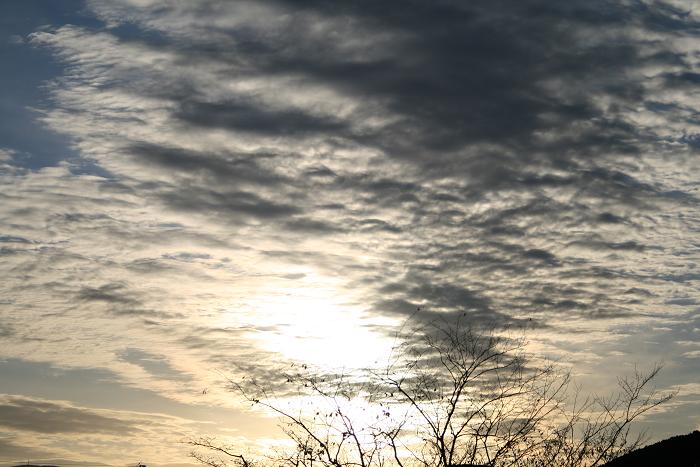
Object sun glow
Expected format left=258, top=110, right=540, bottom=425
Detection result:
left=226, top=275, right=399, bottom=370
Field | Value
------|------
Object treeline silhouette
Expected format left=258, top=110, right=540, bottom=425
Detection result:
left=190, top=320, right=674, bottom=466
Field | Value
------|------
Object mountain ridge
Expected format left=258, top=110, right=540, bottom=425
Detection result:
left=602, top=430, right=700, bottom=466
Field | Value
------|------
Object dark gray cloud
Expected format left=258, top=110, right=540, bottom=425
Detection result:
left=0, top=321, right=13, bottom=338
left=158, top=186, right=301, bottom=219
left=0, top=234, right=34, bottom=244
left=0, top=396, right=137, bottom=434
left=175, top=99, right=348, bottom=137
left=129, top=143, right=288, bottom=187
left=77, top=283, right=137, bottom=305
left=0, top=436, right=55, bottom=461
left=76, top=283, right=182, bottom=319
left=118, top=348, right=190, bottom=382
left=126, top=1, right=698, bottom=183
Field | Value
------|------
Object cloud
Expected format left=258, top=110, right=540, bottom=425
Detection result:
left=1, top=1, right=699, bottom=457
left=0, top=322, right=13, bottom=338
left=17, top=6, right=700, bottom=332
left=5, top=0, right=696, bottom=348
left=0, top=395, right=136, bottom=434
left=118, top=348, right=191, bottom=382
left=77, top=283, right=138, bottom=305
left=0, top=436, right=55, bottom=461
left=0, top=388, right=247, bottom=465
left=175, top=99, right=348, bottom=137
left=0, top=148, right=17, bottom=162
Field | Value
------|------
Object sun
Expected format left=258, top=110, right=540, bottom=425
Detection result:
left=226, top=274, right=399, bottom=370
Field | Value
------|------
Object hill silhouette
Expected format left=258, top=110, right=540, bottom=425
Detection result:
left=602, top=430, right=700, bottom=467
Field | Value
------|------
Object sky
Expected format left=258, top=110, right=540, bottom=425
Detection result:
left=1, top=0, right=700, bottom=464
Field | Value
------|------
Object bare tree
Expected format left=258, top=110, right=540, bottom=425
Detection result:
left=190, top=437, right=258, bottom=467
left=525, top=364, right=673, bottom=467
left=373, top=322, right=571, bottom=466
left=189, top=320, right=672, bottom=467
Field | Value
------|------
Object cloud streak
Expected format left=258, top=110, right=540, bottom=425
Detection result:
left=0, top=395, right=137, bottom=435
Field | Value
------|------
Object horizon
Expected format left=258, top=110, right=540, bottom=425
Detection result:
left=1, top=0, right=700, bottom=465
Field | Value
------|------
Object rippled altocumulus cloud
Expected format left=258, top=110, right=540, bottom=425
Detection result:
left=2, top=0, right=700, bottom=460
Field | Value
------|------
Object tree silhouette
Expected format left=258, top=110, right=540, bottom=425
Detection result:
left=190, top=320, right=672, bottom=467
